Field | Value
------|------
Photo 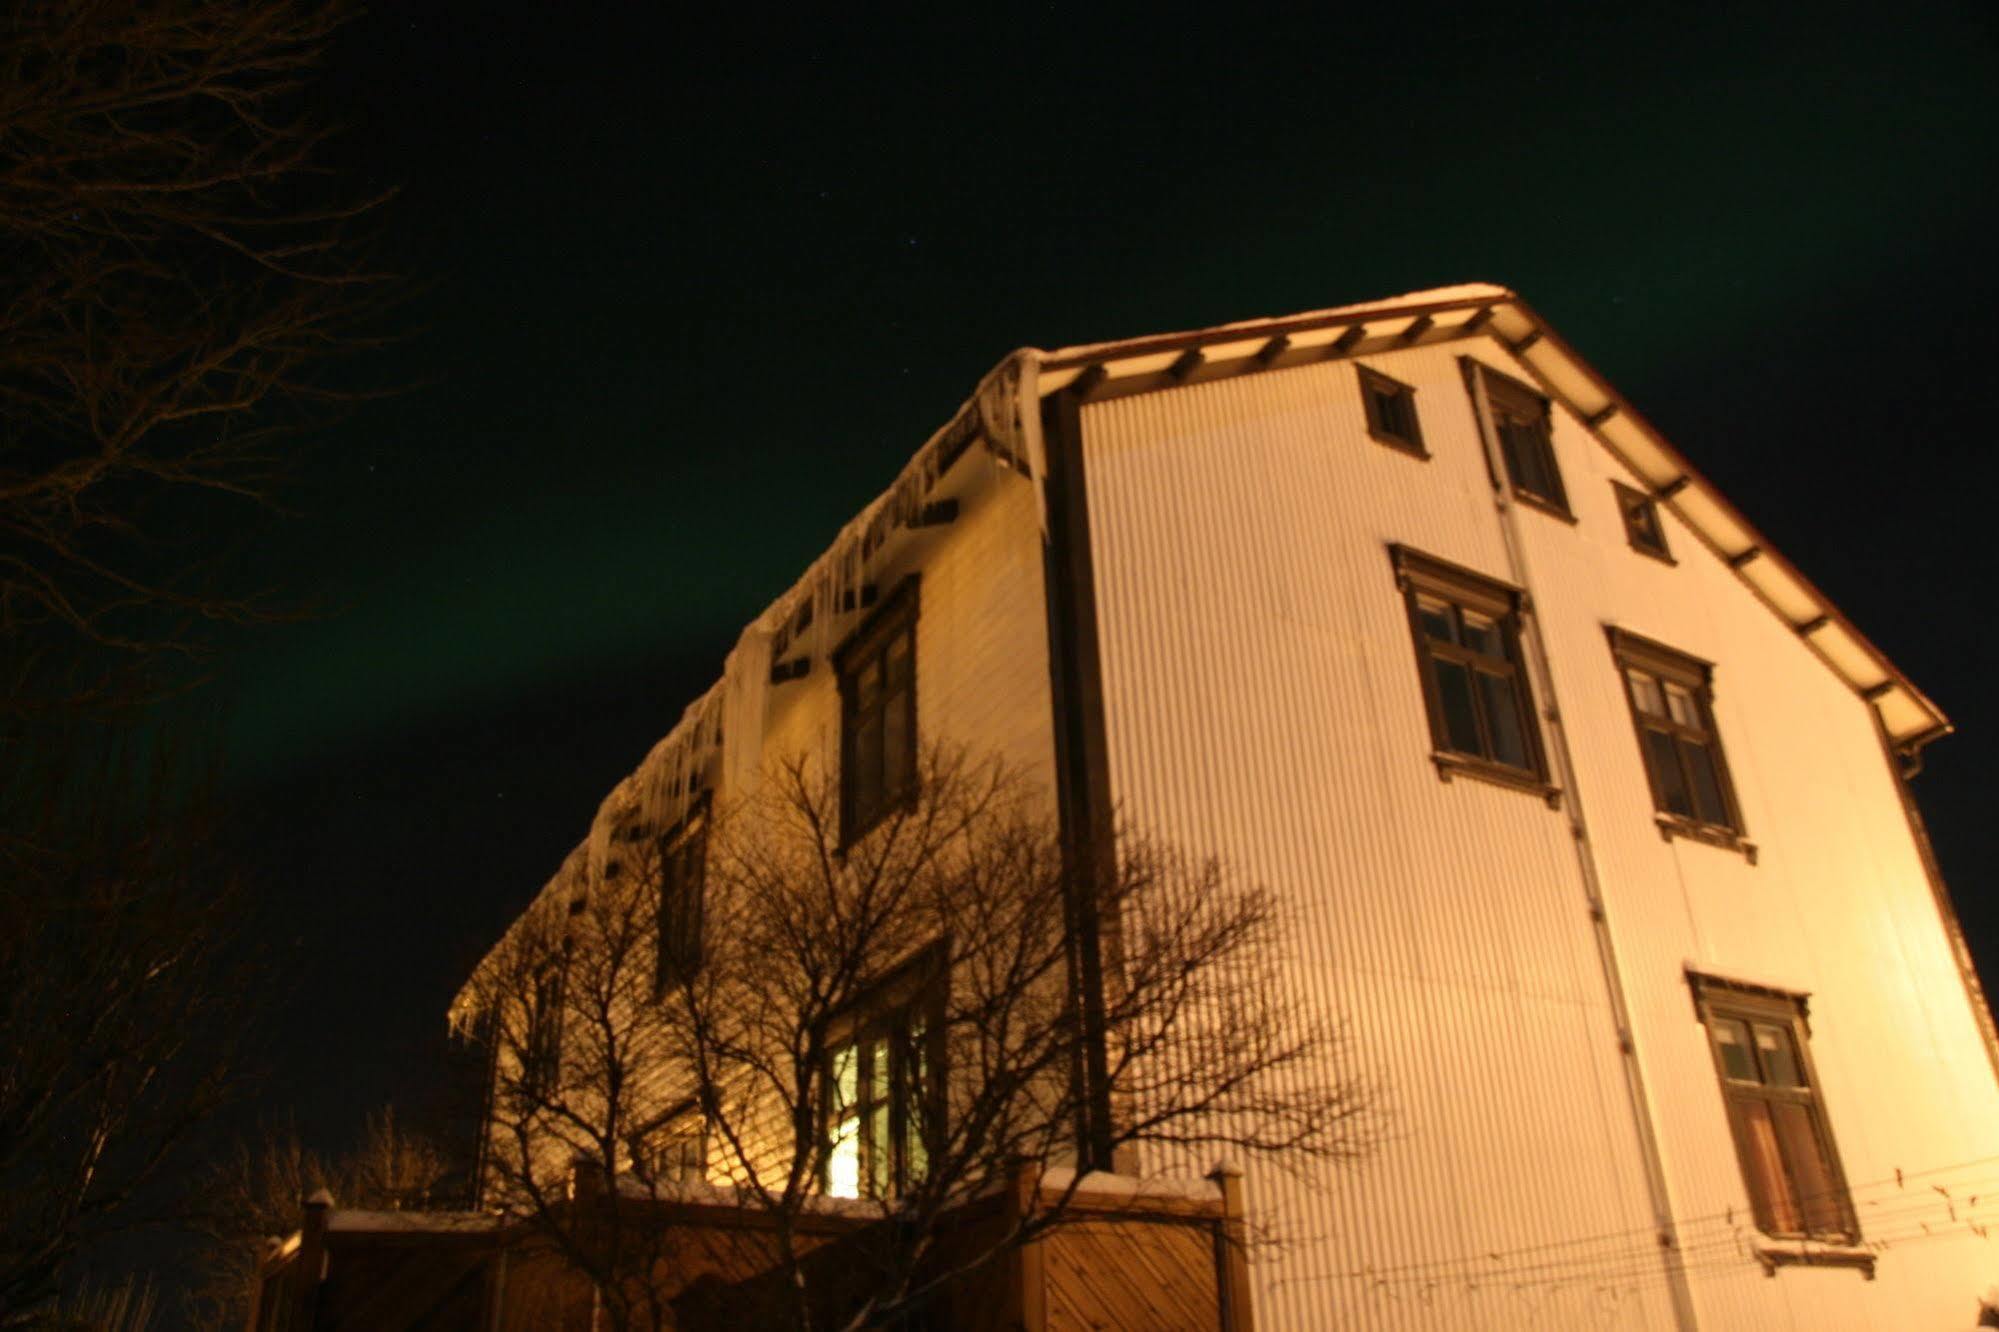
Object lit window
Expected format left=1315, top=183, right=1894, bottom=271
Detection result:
left=1391, top=546, right=1546, bottom=790
left=837, top=580, right=919, bottom=844
left=1610, top=629, right=1742, bottom=839
left=1357, top=364, right=1425, bottom=457
left=1690, top=975, right=1856, bottom=1242
left=654, top=797, right=707, bottom=996
left=1468, top=361, right=1570, bottom=517
left=822, top=954, right=942, bottom=1200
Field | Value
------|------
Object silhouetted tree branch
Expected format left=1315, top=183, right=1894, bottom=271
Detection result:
left=0, top=0, right=400, bottom=713
left=465, top=745, right=1371, bottom=1331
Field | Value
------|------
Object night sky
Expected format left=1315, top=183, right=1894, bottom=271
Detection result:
left=215, top=7, right=1999, bottom=1165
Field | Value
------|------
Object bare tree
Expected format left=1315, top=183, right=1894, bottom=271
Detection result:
left=467, top=746, right=1370, bottom=1331
left=0, top=722, right=253, bottom=1326
left=0, top=0, right=398, bottom=712
left=180, top=1106, right=455, bottom=1330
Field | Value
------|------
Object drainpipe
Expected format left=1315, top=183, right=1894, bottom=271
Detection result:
left=1463, top=357, right=1700, bottom=1332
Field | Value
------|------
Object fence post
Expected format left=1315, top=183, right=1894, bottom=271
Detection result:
left=294, top=1188, right=335, bottom=1330
left=1009, top=1160, right=1047, bottom=1332
left=1207, top=1163, right=1254, bottom=1332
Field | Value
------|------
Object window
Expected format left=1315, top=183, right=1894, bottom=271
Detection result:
left=630, top=1100, right=708, bottom=1186
left=822, top=952, right=943, bottom=1200
left=837, top=580, right=918, bottom=844
left=1610, top=629, right=1743, bottom=840
left=523, top=953, right=567, bottom=1097
left=1690, top=975, right=1856, bottom=1243
left=1613, top=481, right=1673, bottom=562
left=1357, top=364, right=1426, bottom=456
left=1468, top=361, right=1570, bottom=516
left=1391, top=546, right=1547, bottom=790
left=654, top=796, right=708, bottom=996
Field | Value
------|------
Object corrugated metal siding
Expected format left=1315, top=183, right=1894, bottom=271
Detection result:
left=1081, top=340, right=1999, bottom=1329
left=1507, top=350, right=1999, bottom=1331
left=1080, top=351, right=1675, bottom=1330
left=753, top=456, right=1057, bottom=798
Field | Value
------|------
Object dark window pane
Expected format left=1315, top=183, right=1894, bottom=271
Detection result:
left=853, top=717, right=883, bottom=820
left=1417, top=600, right=1456, bottom=644
left=1460, top=611, right=1502, bottom=659
left=886, top=631, right=913, bottom=689
left=1433, top=659, right=1481, bottom=755
left=1683, top=739, right=1731, bottom=827
left=1754, top=1024, right=1805, bottom=1089
left=1644, top=727, right=1692, bottom=816
left=1628, top=499, right=1665, bottom=551
left=1714, top=1018, right=1758, bottom=1082
left=1501, top=418, right=1553, bottom=499
left=1477, top=669, right=1529, bottom=770
left=854, top=659, right=881, bottom=710
left=883, top=688, right=913, bottom=798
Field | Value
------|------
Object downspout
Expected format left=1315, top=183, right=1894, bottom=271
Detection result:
left=1025, top=357, right=1119, bottom=1172
left=1462, top=357, right=1701, bottom=1331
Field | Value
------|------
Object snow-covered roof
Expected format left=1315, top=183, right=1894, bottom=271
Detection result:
left=453, top=284, right=1948, bottom=1023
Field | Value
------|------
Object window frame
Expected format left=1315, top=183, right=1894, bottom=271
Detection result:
left=1612, top=480, right=1674, bottom=563
left=653, top=793, right=709, bottom=998
left=1356, top=363, right=1427, bottom=458
left=1466, top=360, right=1572, bottom=520
left=1608, top=627, right=1747, bottom=850
left=1688, top=974, right=1858, bottom=1246
left=1390, top=545, right=1553, bottom=799
left=820, top=947, right=946, bottom=1201
left=835, top=576, right=920, bottom=848
left=523, top=944, right=570, bottom=1099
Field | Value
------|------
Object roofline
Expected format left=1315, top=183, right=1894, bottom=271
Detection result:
left=1029, top=288, right=1949, bottom=750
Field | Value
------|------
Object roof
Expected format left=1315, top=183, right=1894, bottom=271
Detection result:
left=452, top=284, right=1948, bottom=1020
left=1037, top=283, right=1948, bottom=751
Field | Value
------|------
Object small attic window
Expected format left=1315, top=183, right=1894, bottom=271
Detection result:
left=1357, top=365, right=1426, bottom=457
left=1613, top=481, right=1673, bottom=563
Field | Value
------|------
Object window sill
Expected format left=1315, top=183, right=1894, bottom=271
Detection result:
left=1628, top=541, right=1677, bottom=567
left=1431, top=752, right=1562, bottom=807
left=1753, top=1243, right=1874, bottom=1280
left=1367, top=429, right=1429, bottom=460
left=1656, top=814, right=1756, bottom=864
left=1510, top=490, right=1577, bottom=525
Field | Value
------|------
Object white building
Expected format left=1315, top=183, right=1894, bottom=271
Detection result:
left=459, top=284, right=1999, bottom=1329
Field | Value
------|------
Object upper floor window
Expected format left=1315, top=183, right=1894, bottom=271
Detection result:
left=524, top=951, right=567, bottom=1098
left=1610, top=629, right=1743, bottom=840
left=1690, top=974, right=1856, bottom=1243
left=1357, top=364, right=1426, bottom=457
left=838, top=580, right=919, bottom=844
left=654, top=796, right=708, bottom=996
left=1613, top=481, right=1673, bottom=562
left=1470, top=362, right=1570, bottom=517
left=822, top=952, right=943, bottom=1200
left=1391, top=546, right=1547, bottom=792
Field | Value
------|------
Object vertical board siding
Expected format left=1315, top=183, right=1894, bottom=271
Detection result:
left=1082, top=340, right=1999, bottom=1329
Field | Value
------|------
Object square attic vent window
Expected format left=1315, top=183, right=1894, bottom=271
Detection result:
left=1357, top=364, right=1426, bottom=457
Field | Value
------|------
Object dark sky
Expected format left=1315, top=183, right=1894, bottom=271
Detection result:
left=216, top=6, right=1999, bottom=1161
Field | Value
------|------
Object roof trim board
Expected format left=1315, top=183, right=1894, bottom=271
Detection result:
left=1037, top=286, right=1947, bottom=751
left=451, top=284, right=1950, bottom=1023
